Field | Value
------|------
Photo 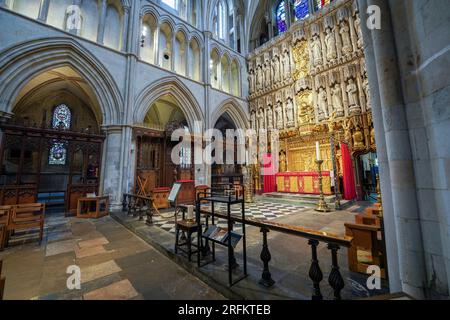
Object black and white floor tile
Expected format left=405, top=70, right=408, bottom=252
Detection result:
left=152, top=202, right=307, bottom=234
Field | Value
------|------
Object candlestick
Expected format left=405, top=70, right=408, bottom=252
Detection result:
left=316, top=141, right=321, bottom=161
left=187, top=205, right=194, bottom=223
left=315, top=160, right=331, bottom=212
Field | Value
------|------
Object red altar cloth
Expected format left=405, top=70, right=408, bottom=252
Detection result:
left=263, top=154, right=276, bottom=193
left=275, top=171, right=332, bottom=195
left=341, top=143, right=357, bottom=200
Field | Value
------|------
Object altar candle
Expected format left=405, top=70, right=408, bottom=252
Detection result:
left=316, top=141, right=321, bottom=161
left=187, top=205, right=194, bottom=221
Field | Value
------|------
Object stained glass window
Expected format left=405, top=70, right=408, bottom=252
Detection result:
left=49, top=104, right=72, bottom=165
left=276, top=1, right=287, bottom=34
left=314, top=0, right=332, bottom=11
left=52, top=104, right=71, bottom=130
left=294, top=0, right=310, bottom=21
left=49, top=142, right=67, bottom=165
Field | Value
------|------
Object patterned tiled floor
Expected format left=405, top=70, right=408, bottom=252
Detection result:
left=153, top=202, right=308, bottom=233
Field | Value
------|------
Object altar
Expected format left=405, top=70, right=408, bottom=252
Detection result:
left=276, top=172, right=332, bottom=195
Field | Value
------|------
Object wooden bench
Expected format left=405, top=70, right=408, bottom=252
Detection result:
left=345, top=222, right=386, bottom=278
left=0, top=260, right=5, bottom=300
left=6, top=203, right=45, bottom=245
left=0, top=206, right=10, bottom=251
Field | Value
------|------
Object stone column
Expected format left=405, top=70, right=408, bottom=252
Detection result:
left=186, top=41, right=190, bottom=78
left=37, top=0, right=50, bottom=22
left=154, top=24, right=161, bottom=66
left=365, top=0, right=427, bottom=298
left=357, top=0, right=401, bottom=293
left=121, top=5, right=130, bottom=52
left=100, top=125, right=125, bottom=208
left=97, top=0, right=108, bottom=44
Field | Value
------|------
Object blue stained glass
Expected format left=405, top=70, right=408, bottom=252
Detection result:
left=294, top=0, right=310, bottom=21
left=49, top=104, right=72, bottom=165
left=276, top=1, right=287, bottom=34
left=49, top=142, right=67, bottom=165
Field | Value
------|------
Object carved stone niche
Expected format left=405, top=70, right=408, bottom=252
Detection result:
left=273, top=46, right=279, bottom=58
left=275, top=91, right=283, bottom=103
left=293, top=28, right=307, bottom=44
left=323, top=15, right=334, bottom=30
left=295, top=77, right=312, bottom=94
left=337, top=7, right=349, bottom=22
left=315, top=75, right=329, bottom=121
left=264, top=52, right=271, bottom=63
left=329, top=70, right=345, bottom=118
left=343, top=65, right=361, bottom=116
left=310, top=23, right=320, bottom=37
left=282, top=42, right=289, bottom=53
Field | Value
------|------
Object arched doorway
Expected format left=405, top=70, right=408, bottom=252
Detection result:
left=133, top=94, right=194, bottom=196
left=0, top=66, right=105, bottom=215
left=212, top=112, right=243, bottom=186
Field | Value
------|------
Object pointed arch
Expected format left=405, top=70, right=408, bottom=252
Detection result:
left=0, top=37, right=123, bottom=125
left=211, top=98, right=249, bottom=132
left=134, top=77, right=204, bottom=133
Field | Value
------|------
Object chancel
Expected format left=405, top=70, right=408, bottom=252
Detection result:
left=0, top=0, right=449, bottom=303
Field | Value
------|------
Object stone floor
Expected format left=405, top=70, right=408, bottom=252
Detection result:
left=0, top=214, right=225, bottom=300
left=0, top=200, right=389, bottom=300
left=112, top=200, right=390, bottom=300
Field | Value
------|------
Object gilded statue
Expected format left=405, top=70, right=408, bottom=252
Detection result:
left=279, top=152, right=287, bottom=172
left=342, top=119, right=353, bottom=144
left=256, top=66, right=263, bottom=91
left=248, top=71, right=255, bottom=94
left=352, top=125, right=365, bottom=148
left=370, top=126, right=376, bottom=146
left=325, top=27, right=337, bottom=61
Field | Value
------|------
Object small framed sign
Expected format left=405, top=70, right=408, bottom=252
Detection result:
left=168, top=182, right=182, bottom=203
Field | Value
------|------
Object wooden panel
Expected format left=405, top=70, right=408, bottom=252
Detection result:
left=176, top=180, right=195, bottom=205
left=152, top=187, right=170, bottom=209
left=0, top=185, right=37, bottom=205
left=67, top=184, right=98, bottom=216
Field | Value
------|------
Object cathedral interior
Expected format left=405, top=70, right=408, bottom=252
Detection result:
left=0, top=0, right=449, bottom=302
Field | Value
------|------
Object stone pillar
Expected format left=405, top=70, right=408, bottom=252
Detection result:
left=154, top=24, right=160, bottom=66
left=97, top=0, right=108, bottom=44
left=121, top=5, right=130, bottom=52
left=100, top=125, right=125, bottom=208
left=365, top=0, right=427, bottom=298
left=37, top=0, right=50, bottom=22
left=186, top=42, right=190, bottom=78
left=357, top=0, right=401, bottom=293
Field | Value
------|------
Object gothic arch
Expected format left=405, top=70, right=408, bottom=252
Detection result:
left=134, top=77, right=205, bottom=133
left=211, top=98, right=249, bottom=132
left=0, top=37, right=123, bottom=125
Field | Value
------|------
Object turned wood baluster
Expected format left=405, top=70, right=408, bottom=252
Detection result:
left=259, top=228, right=275, bottom=287
left=308, top=239, right=323, bottom=300
left=122, top=194, right=128, bottom=212
left=327, top=243, right=345, bottom=300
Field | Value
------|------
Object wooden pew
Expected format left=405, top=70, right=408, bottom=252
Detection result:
left=345, top=222, right=387, bottom=279
left=0, top=206, right=11, bottom=251
left=7, top=203, right=45, bottom=245
left=0, top=260, right=5, bottom=300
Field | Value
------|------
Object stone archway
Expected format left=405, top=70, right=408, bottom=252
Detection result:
left=0, top=37, right=123, bottom=125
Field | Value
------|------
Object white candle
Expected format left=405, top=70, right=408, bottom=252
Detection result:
left=316, top=141, right=321, bottom=161
left=187, top=205, right=194, bottom=221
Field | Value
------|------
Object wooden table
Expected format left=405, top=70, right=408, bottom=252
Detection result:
left=77, top=196, right=109, bottom=219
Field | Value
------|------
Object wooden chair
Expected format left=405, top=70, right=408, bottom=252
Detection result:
left=7, top=203, right=45, bottom=245
left=345, top=222, right=386, bottom=278
left=0, top=206, right=12, bottom=251
left=0, top=260, right=5, bottom=300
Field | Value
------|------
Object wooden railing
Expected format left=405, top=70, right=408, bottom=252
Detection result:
left=122, top=194, right=155, bottom=224
left=198, top=209, right=352, bottom=300
left=121, top=192, right=352, bottom=300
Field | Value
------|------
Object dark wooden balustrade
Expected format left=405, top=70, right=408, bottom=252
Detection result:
left=198, top=209, right=352, bottom=300
left=122, top=194, right=155, bottom=224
